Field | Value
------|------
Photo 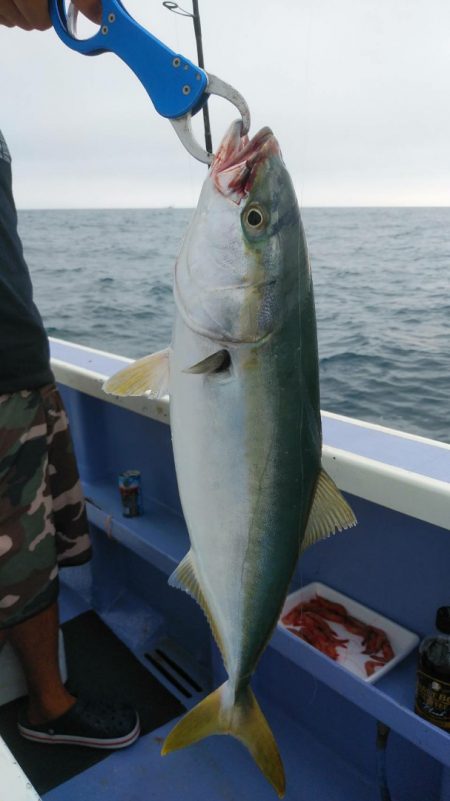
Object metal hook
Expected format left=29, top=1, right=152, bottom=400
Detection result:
left=170, top=73, right=251, bottom=165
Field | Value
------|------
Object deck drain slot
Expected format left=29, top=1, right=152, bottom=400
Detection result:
left=144, top=644, right=206, bottom=703
left=145, top=653, right=192, bottom=698
left=154, top=648, right=203, bottom=692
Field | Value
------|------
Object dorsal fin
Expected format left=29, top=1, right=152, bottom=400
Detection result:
left=301, top=469, right=357, bottom=552
left=102, top=348, right=170, bottom=398
left=169, top=551, right=227, bottom=669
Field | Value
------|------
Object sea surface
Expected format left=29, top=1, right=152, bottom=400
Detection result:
left=18, top=207, right=450, bottom=444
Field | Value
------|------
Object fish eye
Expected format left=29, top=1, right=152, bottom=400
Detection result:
left=243, top=204, right=267, bottom=231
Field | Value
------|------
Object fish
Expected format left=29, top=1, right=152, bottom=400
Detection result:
left=103, top=120, right=356, bottom=797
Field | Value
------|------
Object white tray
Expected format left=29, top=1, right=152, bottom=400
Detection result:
left=278, top=581, right=420, bottom=683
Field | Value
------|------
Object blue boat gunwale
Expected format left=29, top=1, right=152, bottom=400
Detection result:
left=50, top=336, right=450, bottom=531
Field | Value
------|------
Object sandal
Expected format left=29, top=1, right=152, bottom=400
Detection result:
left=18, top=696, right=140, bottom=749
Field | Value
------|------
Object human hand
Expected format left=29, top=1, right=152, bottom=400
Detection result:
left=0, top=0, right=101, bottom=30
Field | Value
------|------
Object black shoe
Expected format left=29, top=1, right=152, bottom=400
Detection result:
left=18, top=697, right=140, bottom=749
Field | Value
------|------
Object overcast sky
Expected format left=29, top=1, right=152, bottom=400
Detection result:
left=2, top=0, right=450, bottom=208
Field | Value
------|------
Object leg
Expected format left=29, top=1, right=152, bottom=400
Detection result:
left=8, top=601, right=75, bottom=724
left=0, top=391, right=76, bottom=722
left=0, top=390, right=139, bottom=747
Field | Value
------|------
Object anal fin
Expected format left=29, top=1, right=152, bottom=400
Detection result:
left=302, top=468, right=357, bottom=552
left=169, top=551, right=227, bottom=668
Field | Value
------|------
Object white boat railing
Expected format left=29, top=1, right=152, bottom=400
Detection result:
left=50, top=340, right=450, bottom=532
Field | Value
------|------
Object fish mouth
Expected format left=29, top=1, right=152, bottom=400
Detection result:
left=211, top=121, right=280, bottom=203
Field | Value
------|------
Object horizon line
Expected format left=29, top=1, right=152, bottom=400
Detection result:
left=16, top=204, right=450, bottom=212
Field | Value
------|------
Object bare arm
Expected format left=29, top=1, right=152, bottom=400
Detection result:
left=0, top=0, right=101, bottom=30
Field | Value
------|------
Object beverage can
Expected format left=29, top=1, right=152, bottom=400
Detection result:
left=118, top=470, right=143, bottom=517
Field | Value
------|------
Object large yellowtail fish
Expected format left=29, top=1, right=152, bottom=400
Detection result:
left=104, top=121, right=356, bottom=796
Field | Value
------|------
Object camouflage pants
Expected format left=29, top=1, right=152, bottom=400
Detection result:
left=0, top=385, right=91, bottom=629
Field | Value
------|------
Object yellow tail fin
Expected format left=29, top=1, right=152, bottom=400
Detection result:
left=161, top=682, right=285, bottom=798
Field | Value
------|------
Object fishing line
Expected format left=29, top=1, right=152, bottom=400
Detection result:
left=160, top=1, right=194, bottom=206
left=294, top=560, right=319, bottom=709
left=163, top=0, right=182, bottom=65
left=163, top=1, right=213, bottom=158
left=162, top=1, right=211, bottom=207
left=376, top=721, right=392, bottom=801
left=297, top=0, right=313, bottom=212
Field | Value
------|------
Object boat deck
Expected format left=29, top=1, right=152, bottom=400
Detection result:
left=1, top=579, right=387, bottom=801
left=30, top=583, right=387, bottom=801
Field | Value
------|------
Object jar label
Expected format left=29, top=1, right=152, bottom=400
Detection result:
left=415, top=670, right=450, bottom=729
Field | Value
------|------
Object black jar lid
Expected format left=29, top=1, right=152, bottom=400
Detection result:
left=436, top=607, right=450, bottom=634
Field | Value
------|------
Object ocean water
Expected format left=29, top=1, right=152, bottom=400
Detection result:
left=18, top=207, right=450, bottom=444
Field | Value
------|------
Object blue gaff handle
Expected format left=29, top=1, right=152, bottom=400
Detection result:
left=49, top=0, right=208, bottom=119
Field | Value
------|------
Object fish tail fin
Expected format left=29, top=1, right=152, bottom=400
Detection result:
left=161, top=681, right=286, bottom=798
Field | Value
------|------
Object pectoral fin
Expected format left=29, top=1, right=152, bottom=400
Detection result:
left=102, top=348, right=170, bottom=398
left=183, top=349, right=230, bottom=375
left=301, top=469, right=357, bottom=552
